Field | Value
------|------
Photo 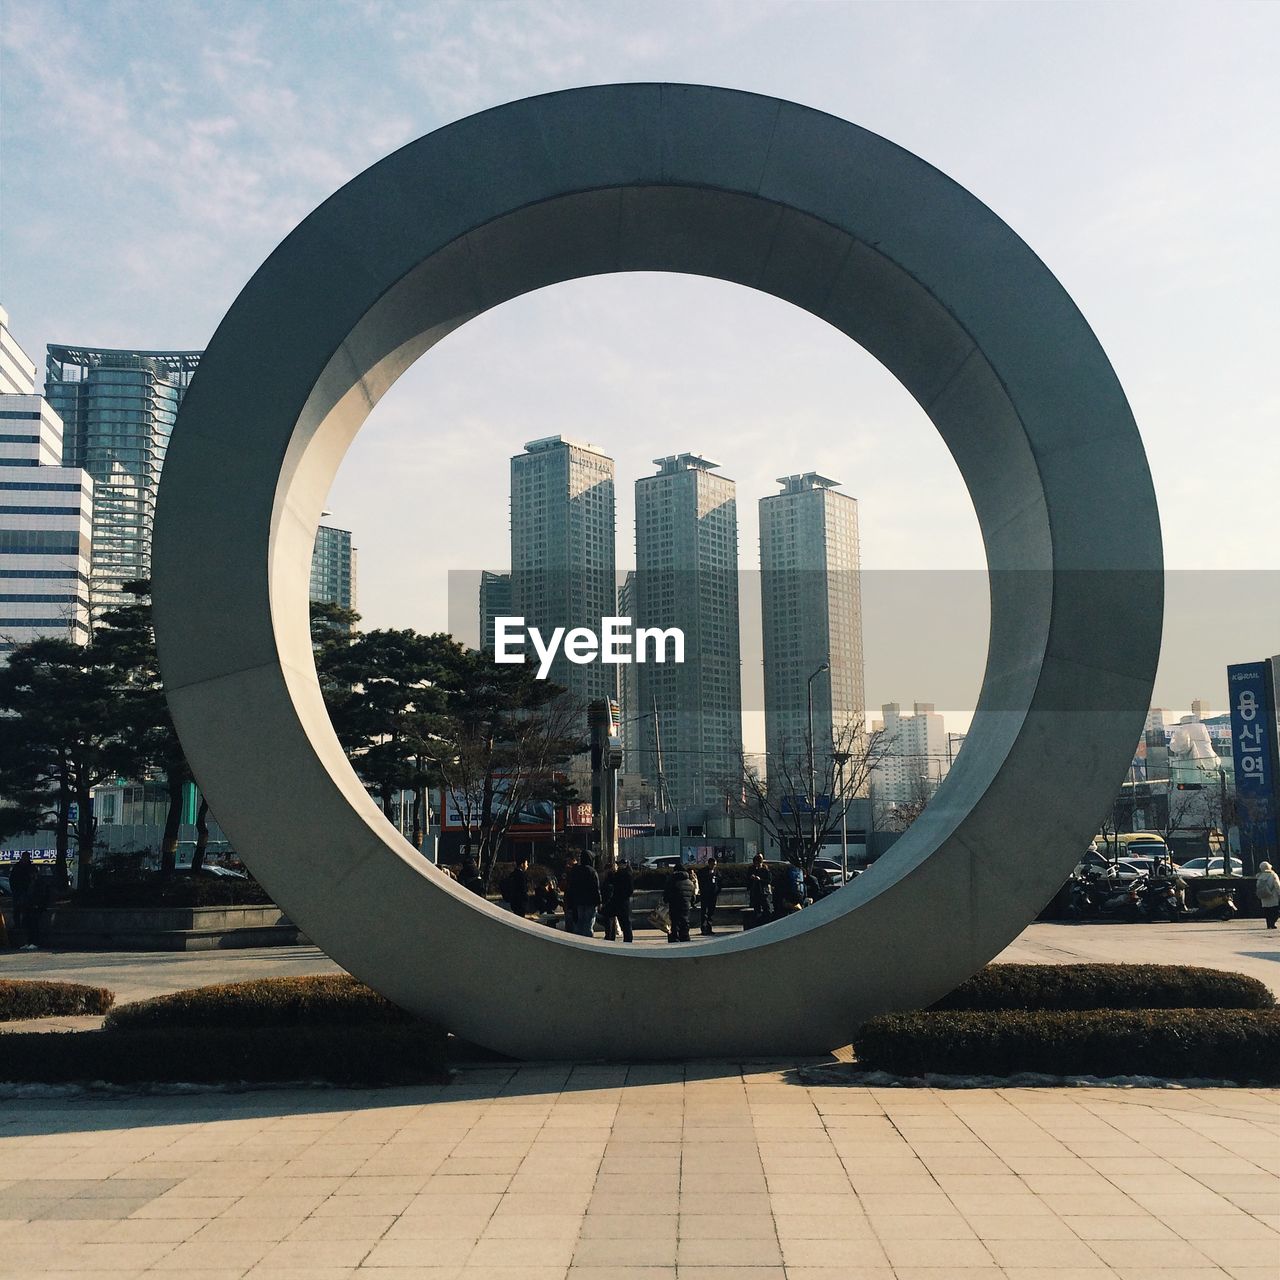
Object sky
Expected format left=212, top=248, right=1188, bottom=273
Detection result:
left=3, top=0, right=1277, bottom=746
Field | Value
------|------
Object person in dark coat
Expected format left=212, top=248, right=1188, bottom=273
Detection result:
left=664, top=865, right=695, bottom=943
left=9, top=852, right=38, bottom=946
left=699, top=858, right=722, bottom=935
left=502, top=856, right=531, bottom=917
left=564, top=854, right=602, bottom=937
left=459, top=860, right=487, bottom=896
left=747, top=853, right=773, bottom=926
left=600, top=858, right=635, bottom=942
left=535, top=874, right=562, bottom=927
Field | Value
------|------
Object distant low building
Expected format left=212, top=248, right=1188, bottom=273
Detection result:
left=871, top=701, right=949, bottom=806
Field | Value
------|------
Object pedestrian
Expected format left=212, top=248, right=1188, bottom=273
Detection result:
left=564, top=853, right=602, bottom=937
left=536, top=874, right=562, bottom=927
left=501, top=855, right=531, bottom=917
left=747, top=853, right=773, bottom=926
left=699, top=857, right=721, bottom=935
left=9, top=852, right=39, bottom=949
left=664, top=863, right=695, bottom=942
left=600, top=857, right=635, bottom=942
left=780, top=860, right=806, bottom=913
left=459, top=859, right=487, bottom=896
left=1256, top=861, right=1280, bottom=930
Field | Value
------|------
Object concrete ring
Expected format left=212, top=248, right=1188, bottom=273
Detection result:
left=153, top=84, right=1162, bottom=1058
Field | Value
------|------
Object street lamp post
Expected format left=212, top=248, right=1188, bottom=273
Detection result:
left=832, top=750, right=851, bottom=881
left=807, top=662, right=830, bottom=865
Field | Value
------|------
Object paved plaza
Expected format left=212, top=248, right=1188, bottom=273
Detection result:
left=1, top=921, right=1278, bottom=1278
left=0, top=1066, right=1277, bottom=1279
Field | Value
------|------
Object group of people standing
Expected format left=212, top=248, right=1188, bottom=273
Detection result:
left=486, top=853, right=638, bottom=941
left=453, top=848, right=837, bottom=941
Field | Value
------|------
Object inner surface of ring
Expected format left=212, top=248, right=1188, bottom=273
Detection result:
left=270, top=186, right=1045, bottom=935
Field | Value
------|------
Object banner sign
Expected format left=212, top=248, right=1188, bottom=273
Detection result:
left=1228, top=660, right=1279, bottom=861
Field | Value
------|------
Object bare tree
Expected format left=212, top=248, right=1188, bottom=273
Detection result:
left=724, top=722, right=892, bottom=871
left=427, top=669, right=586, bottom=888
left=1157, top=784, right=1204, bottom=848
left=874, top=768, right=933, bottom=836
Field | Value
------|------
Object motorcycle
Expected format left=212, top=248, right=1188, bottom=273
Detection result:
left=1066, top=869, right=1140, bottom=921
left=1183, top=884, right=1238, bottom=922
left=1135, top=872, right=1181, bottom=922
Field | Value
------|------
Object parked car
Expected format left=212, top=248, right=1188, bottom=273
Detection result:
left=195, top=864, right=249, bottom=880
left=1121, top=853, right=1181, bottom=877
left=1175, top=856, right=1244, bottom=879
left=813, top=858, right=854, bottom=884
left=1073, top=852, right=1147, bottom=881
left=641, top=855, right=683, bottom=871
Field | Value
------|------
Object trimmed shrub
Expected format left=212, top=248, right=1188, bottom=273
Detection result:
left=104, top=975, right=412, bottom=1032
left=0, top=980, right=115, bottom=1022
left=932, top=964, right=1275, bottom=1012
left=76, top=874, right=273, bottom=908
left=0, top=1023, right=448, bottom=1086
left=855, top=1008, right=1280, bottom=1083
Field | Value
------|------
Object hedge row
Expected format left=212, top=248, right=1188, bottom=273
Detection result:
left=856, top=1008, right=1280, bottom=1083
left=78, top=875, right=273, bottom=908
left=105, top=975, right=411, bottom=1032
left=0, top=1023, right=448, bottom=1086
left=0, top=980, right=115, bottom=1023
left=933, top=964, right=1275, bottom=1012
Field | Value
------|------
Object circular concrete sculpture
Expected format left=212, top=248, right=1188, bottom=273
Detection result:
left=153, top=84, right=1162, bottom=1059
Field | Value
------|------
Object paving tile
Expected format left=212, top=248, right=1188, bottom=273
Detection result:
left=566, top=1268, right=675, bottom=1280
left=985, top=1239, right=1109, bottom=1267
left=577, top=1214, right=677, bottom=1239
left=148, top=1239, right=274, bottom=1269
left=1063, top=1215, right=1178, bottom=1240
left=869, top=1213, right=977, bottom=1239
left=676, top=1236, right=783, bottom=1264
left=571, top=1236, right=676, bottom=1265
left=779, top=1236, right=892, bottom=1267
left=881, top=1238, right=996, bottom=1267
left=465, top=1236, right=576, bottom=1267
left=359, top=1236, right=475, bottom=1267
left=1087, top=1238, right=1218, bottom=1267
left=677, top=1212, right=778, bottom=1238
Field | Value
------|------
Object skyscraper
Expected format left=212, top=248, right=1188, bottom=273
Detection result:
left=45, top=344, right=199, bottom=614
left=0, top=308, right=93, bottom=659
left=478, top=569, right=512, bottom=652
left=760, top=473, right=865, bottom=785
left=310, top=523, right=358, bottom=612
left=509, top=435, right=616, bottom=703
left=634, top=453, right=742, bottom=813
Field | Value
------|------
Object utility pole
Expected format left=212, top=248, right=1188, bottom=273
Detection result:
left=651, top=696, right=682, bottom=849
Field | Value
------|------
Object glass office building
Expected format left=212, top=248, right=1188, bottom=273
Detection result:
left=310, top=523, right=357, bottom=612
left=45, top=345, right=199, bottom=615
